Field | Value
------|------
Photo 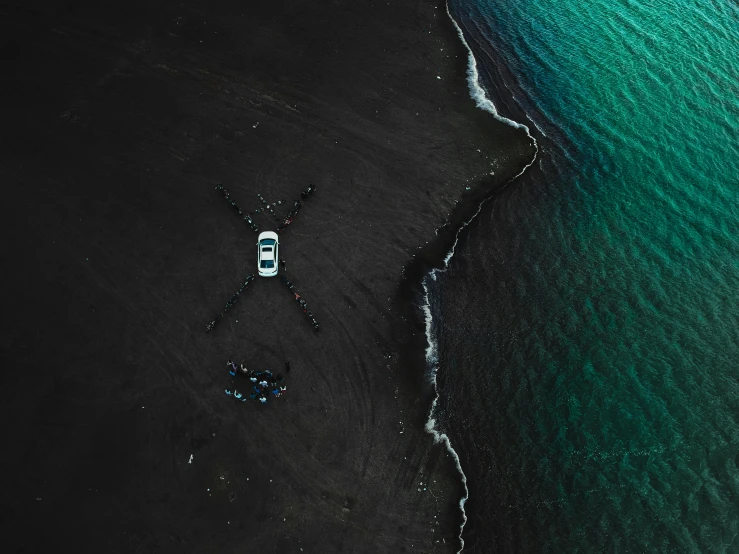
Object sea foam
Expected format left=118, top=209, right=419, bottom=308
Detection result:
left=420, top=4, right=540, bottom=552
left=445, top=2, right=539, bottom=174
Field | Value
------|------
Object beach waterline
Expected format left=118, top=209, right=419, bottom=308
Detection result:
left=432, top=0, right=739, bottom=550
left=420, top=9, right=538, bottom=550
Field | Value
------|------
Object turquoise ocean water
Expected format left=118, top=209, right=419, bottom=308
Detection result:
left=433, top=0, right=739, bottom=550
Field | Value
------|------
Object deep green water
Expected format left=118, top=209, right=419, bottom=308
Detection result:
left=433, top=0, right=739, bottom=550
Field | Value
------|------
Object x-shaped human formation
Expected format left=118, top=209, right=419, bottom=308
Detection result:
left=205, top=183, right=319, bottom=333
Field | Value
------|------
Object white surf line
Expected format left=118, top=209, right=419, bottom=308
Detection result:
left=418, top=5, right=541, bottom=553
left=421, top=201, right=482, bottom=554
left=445, top=1, right=539, bottom=167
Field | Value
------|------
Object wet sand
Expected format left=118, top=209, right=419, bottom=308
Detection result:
left=0, top=0, right=534, bottom=551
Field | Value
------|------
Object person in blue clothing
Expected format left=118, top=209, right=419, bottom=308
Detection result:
left=227, top=360, right=238, bottom=376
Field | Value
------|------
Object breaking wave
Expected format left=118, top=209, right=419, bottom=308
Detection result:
left=419, top=4, right=540, bottom=552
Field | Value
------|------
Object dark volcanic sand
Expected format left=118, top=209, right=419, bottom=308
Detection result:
left=0, top=0, right=533, bottom=551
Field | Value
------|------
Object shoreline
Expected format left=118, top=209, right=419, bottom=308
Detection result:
left=2, top=0, right=536, bottom=551
left=394, top=5, right=541, bottom=551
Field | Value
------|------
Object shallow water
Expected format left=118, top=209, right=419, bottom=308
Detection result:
left=432, top=0, right=739, bottom=550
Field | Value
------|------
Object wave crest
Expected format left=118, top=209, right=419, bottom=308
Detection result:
left=419, top=4, right=541, bottom=552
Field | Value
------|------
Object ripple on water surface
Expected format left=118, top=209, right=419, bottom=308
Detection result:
left=435, top=0, right=739, bottom=550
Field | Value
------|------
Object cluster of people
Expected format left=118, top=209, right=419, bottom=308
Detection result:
left=224, top=360, right=286, bottom=404
left=206, top=183, right=322, bottom=334
left=280, top=275, right=320, bottom=331
left=215, top=183, right=315, bottom=236
left=276, top=199, right=304, bottom=233
left=276, top=184, right=316, bottom=233
left=205, top=275, right=255, bottom=332
left=257, top=193, right=285, bottom=223
left=300, top=184, right=316, bottom=200
left=215, top=184, right=259, bottom=233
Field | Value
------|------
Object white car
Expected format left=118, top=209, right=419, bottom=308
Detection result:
left=257, top=231, right=279, bottom=277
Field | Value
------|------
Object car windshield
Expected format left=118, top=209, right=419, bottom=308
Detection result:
left=260, top=239, right=276, bottom=246
left=260, top=260, right=274, bottom=269
left=262, top=246, right=273, bottom=252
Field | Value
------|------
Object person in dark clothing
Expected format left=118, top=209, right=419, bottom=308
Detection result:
left=285, top=361, right=291, bottom=373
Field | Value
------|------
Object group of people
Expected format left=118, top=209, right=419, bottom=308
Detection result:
left=257, top=193, right=285, bottom=224
left=276, top=199, right=304, bottom=233
left=300, top=184, right=316, bottom=200
left=280, top=274, right=320, bottom=331
left=215, top=184, right=260, bottom=233
left=217, top=182, right=316, bottom=236
left=206, top=183, right=321, bottom=334
left=224, top=360, right=287, bottom=404
left=276, top=184, right=315, bottom=233
left=206, top=275, right=255, bottom=332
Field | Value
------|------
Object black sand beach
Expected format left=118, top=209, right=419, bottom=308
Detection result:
left=0, top=0, right=533, bottom=551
